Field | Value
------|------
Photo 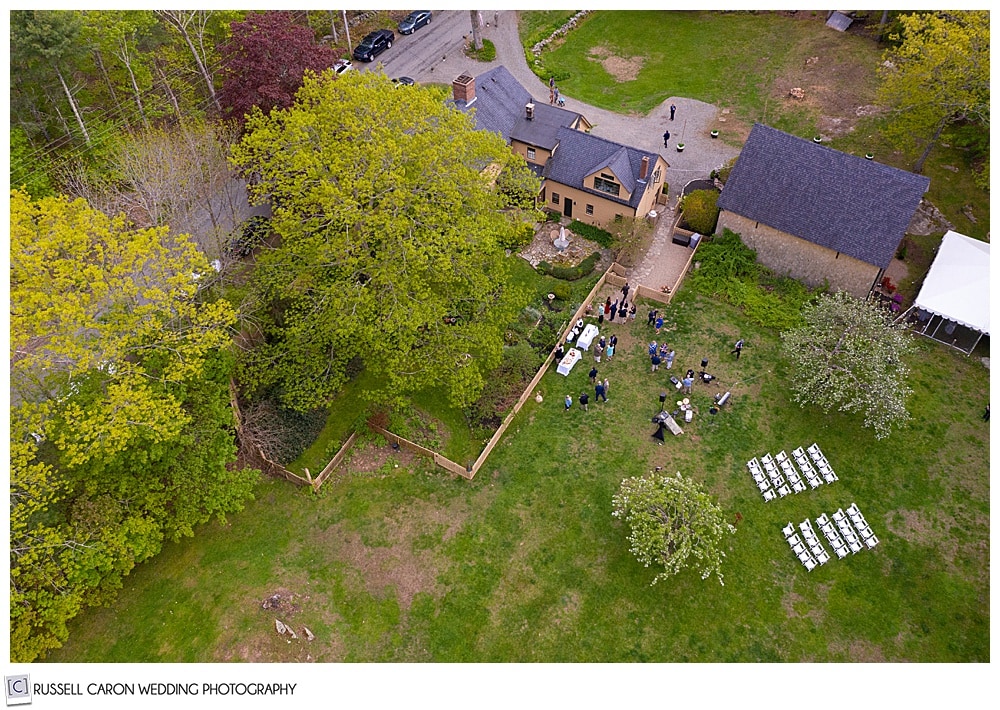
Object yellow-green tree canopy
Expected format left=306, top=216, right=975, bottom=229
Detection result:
left=877, top=10, right=989, bottom=174
left=230, top=70, right=540, bottom=409
left=10, top=190, right=255, bottom=662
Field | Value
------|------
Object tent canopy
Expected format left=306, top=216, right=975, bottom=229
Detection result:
left=912, top=230, right=990, bottom=335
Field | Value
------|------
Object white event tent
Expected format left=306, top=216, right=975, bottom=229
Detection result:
left=899, top=230, right=990, bottom=354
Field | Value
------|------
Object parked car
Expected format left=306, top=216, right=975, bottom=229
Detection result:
left=332, top=59, right=353, bottom=75
left=398, top=11, right=431, bottom=35
left=391, top=76, right=415, bottom=86
left=352, top=29, right=394, bottom=62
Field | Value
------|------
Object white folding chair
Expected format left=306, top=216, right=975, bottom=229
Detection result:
left=757, top=479, right=770, bottom=493
left=866, top=535, right=879, bottom=549
left=848, top=539, right=863, bottom=553
left=792, top=481, right=806, bottom=493
left=832, top=509, right=845, bottom=523
left=775, top=450, right=788, bottom=463
left=762, top=489, right=776, bottom=502
left=782, top=522, right=795, bottom=538
left=792, top=542, right=806, bottom=556
left=777, top=484, right=791, bottom=497
left=815, top=549, right=830, bottom=564
left=803, top=557, right=817, bottom=571
left=847, top=502, right=860, bottom=515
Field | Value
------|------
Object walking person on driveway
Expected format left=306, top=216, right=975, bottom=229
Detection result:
left=622, top=282, right=630, bottom=301
left=732, top=338, right=745, bottom=359
left=670, top=104, right=676, bottom=120
left=610, top=300, right=618, bottom=322
left=663, top=130, right=670, bottom=148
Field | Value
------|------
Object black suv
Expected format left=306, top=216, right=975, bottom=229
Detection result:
left=398, top=11, right=431, bottom=35
left=353, top=29, right=394, bottom=62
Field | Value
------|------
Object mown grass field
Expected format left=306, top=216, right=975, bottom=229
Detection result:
left=47, top=280, right=989, bottom=663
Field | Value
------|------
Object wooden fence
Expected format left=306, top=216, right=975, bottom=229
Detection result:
left=370, top=425, right=473, bottom=479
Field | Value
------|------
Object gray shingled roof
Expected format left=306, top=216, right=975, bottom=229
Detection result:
left=451, top=66, right=581, bottom=150
left=544, top=127, right=660, bottom=210
left=717, top=123, right=930, bottom=269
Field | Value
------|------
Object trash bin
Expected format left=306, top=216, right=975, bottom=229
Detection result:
left=689, top=233, right=702, bottom=249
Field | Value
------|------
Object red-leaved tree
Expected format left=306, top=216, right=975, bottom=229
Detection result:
left=218, top=11, right=336, bottom=127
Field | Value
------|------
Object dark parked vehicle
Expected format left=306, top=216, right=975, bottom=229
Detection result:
left=352, top=29, right=394, bottom=62
left=392, top=76, right=415, bottom=86
left=398, top=11, right=431, bottom=35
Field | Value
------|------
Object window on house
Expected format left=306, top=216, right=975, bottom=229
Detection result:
left=593, top=176, right=620, bottom=196
left=586, top=204, right=594, bottom=215
left=653, top=168, right=661, bottom=184
left=614, top=214, right=623, bottom=222
left=527, top=147, right=536, bottom=160
left=551, top=192, right=560, bottom=204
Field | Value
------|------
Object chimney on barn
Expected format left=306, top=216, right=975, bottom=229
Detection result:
left=640, top=155, right=650, bottom=180
left=525, top=102, right=535, bottom=120
left=453, top=73, right=476, bottom=105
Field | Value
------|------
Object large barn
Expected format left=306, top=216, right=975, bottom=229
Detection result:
left=716, top=124, right=930, bottom=298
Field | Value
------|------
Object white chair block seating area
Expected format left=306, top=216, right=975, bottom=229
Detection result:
left=793, top=447, right=824, bottom=489
left=785, top=530, right=818, bottom=571
left=807, top=442, right=839, bottom=483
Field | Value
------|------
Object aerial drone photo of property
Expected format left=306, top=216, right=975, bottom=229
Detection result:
left=9, top=8, right=988, bottom=676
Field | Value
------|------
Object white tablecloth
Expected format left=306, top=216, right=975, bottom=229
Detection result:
left=576, top=323, right=599, bottom=351
left=556, top=348, right=582, bottom=376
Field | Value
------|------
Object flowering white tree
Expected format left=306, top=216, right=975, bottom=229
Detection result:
left=781, top=290, right=915, bottom=439
left=612, top=472, right=736, bottom=586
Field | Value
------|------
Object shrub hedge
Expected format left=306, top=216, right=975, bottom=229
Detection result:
left=536, top=251, right=601, bottom=280
left=568, top=220, right=614, bottom=248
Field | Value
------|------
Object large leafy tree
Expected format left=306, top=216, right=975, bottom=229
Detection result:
left=10, top=190, right=257, bottom=662
left=230, top=71, right=539, bottom=410
left=781, top=291, right=915, bottom=440
left=877, top=10, right=989, bottom=174
left=612, top=473, right=736, bottom=586
left=218, top=11, right=336, bottom=127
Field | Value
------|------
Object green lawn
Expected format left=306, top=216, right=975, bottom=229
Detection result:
left=47, top=281, right=989, bottom=662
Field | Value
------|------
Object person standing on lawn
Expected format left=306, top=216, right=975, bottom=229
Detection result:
left=610, top=300, right=618, bottom=322
left=629, top=303, right=637, bottom=321
left=665, top=348, right=676, bottom=370
left=622, top=282, right=630, bottom=301
left=564, top=394, right=572, bottom=411
left=655, top=315, right=664, bottom=334
left=651, top=353, right=662, bottom=372
left=579, top=392, right=589, bottom=411
left=649, top=341, right=658, bottom=356
left=602, top=377, right=610, bottom=396
left=606, top=340, right=615, bottom=360
left=682, top=374, right=694, bottom=394
left=732, top=338, right=744, bottom=359
left=595, top=380, right=607, bottom=402
left=589, top=365, right=598, bottom=384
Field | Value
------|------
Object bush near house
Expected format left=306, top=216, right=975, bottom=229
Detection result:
left=568, top=220, right=614, bottom=248
left=678, top=189, right=720, bottom=234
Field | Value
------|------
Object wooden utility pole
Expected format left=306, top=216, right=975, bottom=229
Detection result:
left=342, top=10, right=352, bottom=54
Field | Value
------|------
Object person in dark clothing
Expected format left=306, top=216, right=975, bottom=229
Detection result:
left=610, top=301, right=618, bottom=321
left=732, top=338, right=744, bottom=359
left=554, top=343, right=565, bottom=361
left=663, top=130, right=670, bottom=148
left=589, top=366, right=598, bottom=384
left=983, top=404, right=990, bottom=421
left=579, top=392, right=589, bottom=411
left=595, top=381, right=607, bottom=402
left=648, top=309, right=656, bottom=326
left=622, top=282, right=630, bottom=300
left=670, top=104, right=676, bottom=120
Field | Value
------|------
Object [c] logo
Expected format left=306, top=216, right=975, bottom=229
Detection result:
left=5, top=675, right=31, bottom=706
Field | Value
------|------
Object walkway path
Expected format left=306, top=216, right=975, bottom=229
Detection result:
left=414, top=11, right=741, bottom=289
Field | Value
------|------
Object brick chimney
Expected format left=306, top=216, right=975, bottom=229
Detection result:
left=640, top=155, right=650, bottom=180
left=453, top=73, right=475, bottom=105
left=525, top=102, right=535, bottom=120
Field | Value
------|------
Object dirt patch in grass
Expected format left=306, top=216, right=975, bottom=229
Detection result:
left=332, top=528, right=442, bottom=610
left=588, top=45, right=644, bottom=82
left=341, top=441, right=422, bottom=477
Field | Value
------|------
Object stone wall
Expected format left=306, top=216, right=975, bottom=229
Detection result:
left=717, top=211, right=881, bottom=298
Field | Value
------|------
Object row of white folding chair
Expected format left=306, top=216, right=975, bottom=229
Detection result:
left=784, top=527, right=818, bottom=571
left=832, top=509, right=864, bottom=553
left=761, top=454, right=785, bottom=489
left=748, top=459, right=776, bottom=502
left=847, top=503, right=879, bottom=549
left=807, top=444, right=838, bottom=483
left=779, top=453, right=808, bottom=493
left=815, top=513, right=849, bottom=558
left=792, top=447, right=824, bottom=489
left=798, top=519, right=831, bottom=564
